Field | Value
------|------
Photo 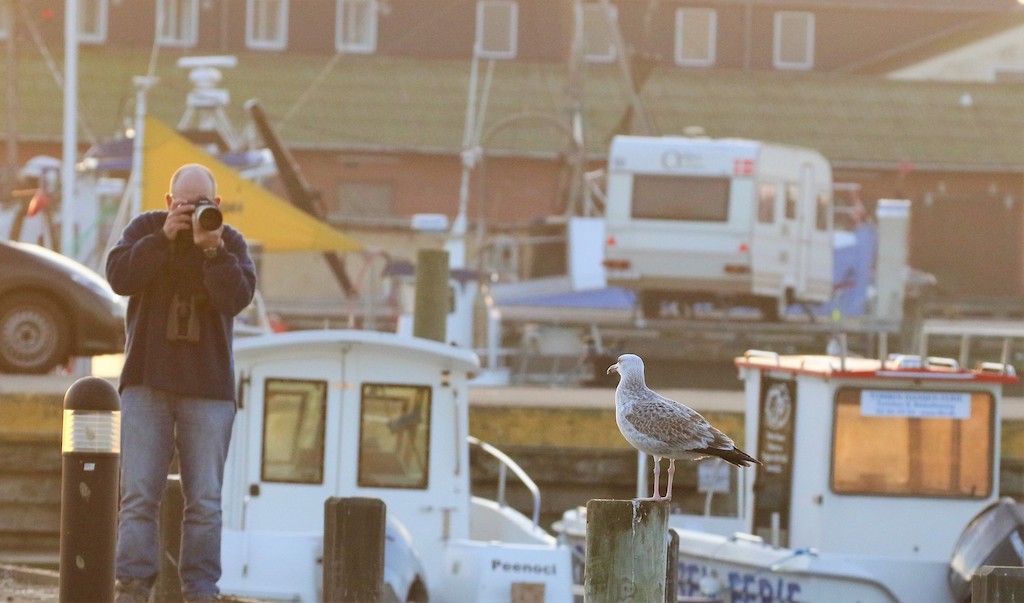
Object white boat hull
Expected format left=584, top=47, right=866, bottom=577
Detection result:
left=676, top=528, right=957, bottom=603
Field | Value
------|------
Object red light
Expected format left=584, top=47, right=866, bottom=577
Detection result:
left=606, top=236, right=616, bottom=246
left=738, top=242, right=749, bottom=253
left=733, top=158, right=755, bottom=176
left=41, top=8, right=54, bottom=20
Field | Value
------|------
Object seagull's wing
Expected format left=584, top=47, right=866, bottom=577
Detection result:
left=620, top=387, right=729, bottom=451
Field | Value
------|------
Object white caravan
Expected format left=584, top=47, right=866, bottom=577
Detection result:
left=603, top=135, right=834, bottom=319
left=219, top=330, right=574, bottom=602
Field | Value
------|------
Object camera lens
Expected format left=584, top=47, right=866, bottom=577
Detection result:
left=195, top=204, right=223, bottom=231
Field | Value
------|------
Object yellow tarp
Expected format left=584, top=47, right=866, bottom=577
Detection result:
left=142, top=116, right=361, bottom=252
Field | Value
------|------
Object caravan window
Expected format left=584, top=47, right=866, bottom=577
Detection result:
left=831, top=388, right=993, bottom=498
left=757, top=183, right=777, bottom=224
left=784, top=183, right=798, bottom=219
left=358, top=383, right=432, bottom=489
left=815, top=191, right=830, bottom=231
left=261, top=379, right=328, bottom=484
left=631, top=174, right=730, bottom=222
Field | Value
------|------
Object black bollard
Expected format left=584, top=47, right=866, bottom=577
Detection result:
left=59, top=377, right=121, bottom=603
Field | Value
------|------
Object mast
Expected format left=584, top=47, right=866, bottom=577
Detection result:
left=3, top=0, right=18, bottom=203
left=60, top=0, right=78, bottom=257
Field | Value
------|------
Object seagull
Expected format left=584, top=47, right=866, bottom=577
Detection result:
left=607, top=353, right=761, bottom=501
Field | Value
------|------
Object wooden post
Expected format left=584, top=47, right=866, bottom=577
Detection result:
left=324, top=497, right=386, bottom=603
left=972, top=566, right=1024, bottom=602
left=413, top=248, right=449, bottom=343
left=154, top=474, right=183, bottom=603
left=665, top=528, right=679, bottom=603
left=585, top=499, right=669, bottom=603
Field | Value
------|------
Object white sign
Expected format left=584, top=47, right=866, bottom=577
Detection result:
left=698, top=460, right=731, bottom=494
left=861, top=390, right=971, bottom=419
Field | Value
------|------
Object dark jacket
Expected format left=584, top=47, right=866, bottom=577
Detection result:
left=106, top=211, right=257, bottom=400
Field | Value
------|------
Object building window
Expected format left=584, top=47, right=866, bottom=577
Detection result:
left=358, top=383, right=431, bottom=489
left=336, top=0, right=377, bottom=53
left=332, top=181, right=393, bottom=223
left=773, top=11, right=814, bottom=70
left=247, top=0, right=288, bottom=51
left=675, top=8, right=715, bottom=67
left=157, top=0, right=199, bottom=47
left=832, top=388, right=993, bottom=498
left=261, top=379, right=328, bottom=484
left=79, top=0, right=108, bottom=44
left=583, top=2, right=617, bottom=63
left=476, top=0, right=517, bottom=59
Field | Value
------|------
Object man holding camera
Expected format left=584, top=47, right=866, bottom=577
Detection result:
left=106, top=163, right=256, bottom=603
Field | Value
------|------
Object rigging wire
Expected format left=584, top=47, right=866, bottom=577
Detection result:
left=16, top=0, right=97, bottom=144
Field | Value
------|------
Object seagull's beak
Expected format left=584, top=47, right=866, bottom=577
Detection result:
left=607, top=362, right=619, bottom=375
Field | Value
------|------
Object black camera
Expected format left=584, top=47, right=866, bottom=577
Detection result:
left=191, top=198, right=223, bottom=231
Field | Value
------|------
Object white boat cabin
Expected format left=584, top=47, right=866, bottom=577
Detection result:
left=218, top=330, right=573, bottom=602
left=670, top=351, right=1018, bottom=602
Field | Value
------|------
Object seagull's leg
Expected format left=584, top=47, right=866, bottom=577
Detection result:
left=664, top=459, right=676, bottom=501
left=651, top=456, right=662, bottom=500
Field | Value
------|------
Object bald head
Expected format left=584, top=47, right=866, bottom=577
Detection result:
left=169, top=163, right=217, bottom=200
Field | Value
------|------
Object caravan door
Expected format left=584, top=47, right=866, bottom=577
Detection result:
left=751, top=178, right=785, bottom=313
left=794, top=163, right=816, bottom=297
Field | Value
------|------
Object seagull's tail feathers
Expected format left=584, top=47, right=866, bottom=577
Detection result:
left=695, top=446, right=762, bottom=468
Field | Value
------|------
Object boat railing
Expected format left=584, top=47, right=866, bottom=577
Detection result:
left=918, top=318, right=1024, bottom=369
left=467, top=435, right=541, bottom=528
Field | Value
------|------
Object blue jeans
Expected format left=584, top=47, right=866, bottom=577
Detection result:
left=115, top=385, right=235, bottom=598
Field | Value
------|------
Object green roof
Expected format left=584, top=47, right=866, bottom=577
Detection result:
left=3, top=46, right=1024, bottom=171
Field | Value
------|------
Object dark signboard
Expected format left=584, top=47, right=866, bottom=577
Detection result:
left=752, top=377, right=796, bottom=546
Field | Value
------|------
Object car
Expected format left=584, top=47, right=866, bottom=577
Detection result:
left=0, top=239, right=126, bottom=374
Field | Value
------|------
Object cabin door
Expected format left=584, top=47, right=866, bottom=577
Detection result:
left=751, top=376, right=797, bottom=547
left=243, top=358, right=343, bottom=533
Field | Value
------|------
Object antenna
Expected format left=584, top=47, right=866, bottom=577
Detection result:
left=175, top=55, right=240, bottom=151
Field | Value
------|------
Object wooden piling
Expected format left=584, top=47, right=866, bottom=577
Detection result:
left=585, top=499, right=669, bottom=603
left=412, top=248, right=449, bottom=343
left=323, top=497, right=385, bottom=603
left=665, top=528, right=679, bottom=603
left=154, top=474, right=183, bottom=603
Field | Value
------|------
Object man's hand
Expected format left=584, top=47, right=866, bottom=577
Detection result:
left=163, top=198, right=196, bottom=241
left=163, top=199, right=223, bottom=251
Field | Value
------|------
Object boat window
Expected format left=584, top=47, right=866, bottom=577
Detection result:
left=261, top=379, right=328, bottom=484
left=831, top=388, right=993, bottom=498
left=358, top=383, right=432, bottom=489
left=631, top=174, right=730, bottom=222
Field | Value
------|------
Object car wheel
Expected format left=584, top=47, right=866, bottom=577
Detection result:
left=0, top=292, right=71, bottom=374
